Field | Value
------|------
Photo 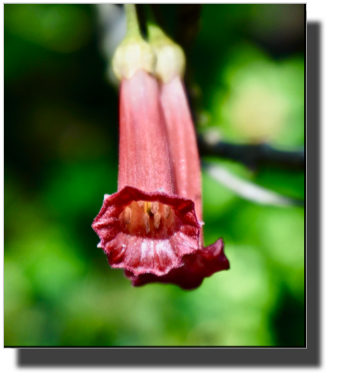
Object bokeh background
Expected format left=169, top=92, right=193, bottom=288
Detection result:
left=4, top=4, right=305, bottom=346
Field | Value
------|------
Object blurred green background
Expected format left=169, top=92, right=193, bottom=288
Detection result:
left=4, top=4, right=305, bottom=346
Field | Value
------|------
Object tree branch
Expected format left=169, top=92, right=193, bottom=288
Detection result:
left=203, top=162, right=304, bottom=207
left=198, top=133, right=304, bottom=171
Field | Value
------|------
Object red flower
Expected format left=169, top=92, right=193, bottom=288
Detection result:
left=92, top=70, right=200, bottom=276
left=125, top=75, right=230, bottom=289
left=93, top=8, right=229, bottom=288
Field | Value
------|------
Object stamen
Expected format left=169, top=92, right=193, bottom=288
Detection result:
left=123, top=207, right=132, bottom=224
left=144, top=201, right=151, bottom=214
left=151, top=202, right=159, bottom=214
left=154, top=212, right=161, bottom=229
left=118, top=201, right=173, bottom=234
left=164, top=205, right=171, bottom=219
left=143, top=213, right=150, bottom=233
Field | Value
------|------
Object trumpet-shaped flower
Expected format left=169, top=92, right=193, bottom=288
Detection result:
left=93, top=7, right=229, bottom=288
left=125, top=27, right=230, bottom=289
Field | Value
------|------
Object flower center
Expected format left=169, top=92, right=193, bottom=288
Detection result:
left=119, top=201, right=174, bottom=237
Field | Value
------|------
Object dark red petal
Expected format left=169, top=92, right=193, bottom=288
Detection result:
left=92, top=186, right=200, bottom=276
left=125, top=238, right=230, bottom=290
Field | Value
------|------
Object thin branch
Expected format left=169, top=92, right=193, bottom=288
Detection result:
left=198, top=133, right=304, bottom=171
left=203, top=162, right=304, bottom=207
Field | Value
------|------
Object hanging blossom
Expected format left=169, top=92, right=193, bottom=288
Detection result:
left=92, top=6, right=201, bottom=277
left=124, top=23, right=230, bottom=289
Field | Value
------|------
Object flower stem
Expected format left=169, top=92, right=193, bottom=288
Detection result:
left=144, top=5, right=169, bottom=44
left=125, top=4, right=141, bottom=39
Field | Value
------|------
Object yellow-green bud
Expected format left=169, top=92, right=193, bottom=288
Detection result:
left=112, top=36, right=156, bottom=80
left=148, top=26, right=186, bottom=83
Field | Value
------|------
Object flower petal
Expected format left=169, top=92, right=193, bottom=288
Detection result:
left=125, top=238, right=230, bottom=289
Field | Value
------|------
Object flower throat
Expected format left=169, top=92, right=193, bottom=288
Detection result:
left=119, top=201, right=173, bottom=236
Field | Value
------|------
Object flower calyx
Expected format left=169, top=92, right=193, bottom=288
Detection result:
left=112, top=4, right=156, bottom=80
left=148, top=24, right=186, bottom=84
left=112, top=36, right=156, bottom=81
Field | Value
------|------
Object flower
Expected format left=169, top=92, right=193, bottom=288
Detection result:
left=124, top=28, right=230, bottom=289
left=93, top=7, right=229, bottom=288
left=92, top=68, right=200, bottom=277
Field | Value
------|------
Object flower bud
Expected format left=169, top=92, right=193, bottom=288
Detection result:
left=148, top=25, right=186, bottom=83
left=112, top=36, right=156, bottom=80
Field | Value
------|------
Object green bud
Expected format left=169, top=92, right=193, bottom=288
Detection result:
left=148, top=25, right=186, bottom=83
left=112, top=36, right=156, bottom=80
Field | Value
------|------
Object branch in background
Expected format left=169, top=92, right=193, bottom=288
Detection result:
left=203, top=162, right=304, bottom=207
left=95, top=4, right=126, bottom=86
left=198, top=133, right=304, bottom=171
